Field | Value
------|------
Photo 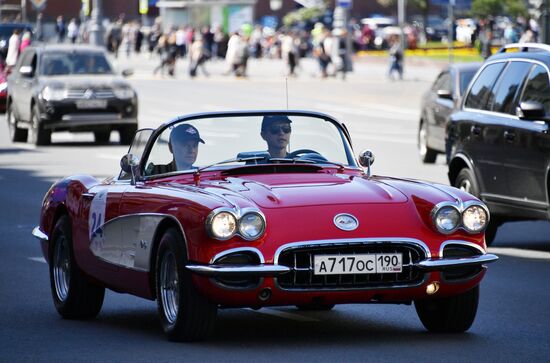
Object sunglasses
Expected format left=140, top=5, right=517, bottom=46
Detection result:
left=268, top=125, right=292, bottom=135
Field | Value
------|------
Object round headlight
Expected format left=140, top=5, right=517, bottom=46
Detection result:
left=462, top=205, right=488, bottom=233
left=238, top=212, right=265, bottom=240
left=434, top=205, right=461, bottom=234
left=210, top=211, right=237, bottom=240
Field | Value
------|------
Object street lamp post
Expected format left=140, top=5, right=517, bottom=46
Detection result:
left=89, top=0, right=104, bottom=46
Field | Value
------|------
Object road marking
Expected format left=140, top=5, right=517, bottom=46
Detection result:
left=488, top=247, right=550, bottom=260
left=29, top=257, right=47, bottom=264
left=249, top=308, right=319, bottom=322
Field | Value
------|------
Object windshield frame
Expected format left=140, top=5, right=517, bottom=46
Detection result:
left=138, top=110, right=358, bottom=181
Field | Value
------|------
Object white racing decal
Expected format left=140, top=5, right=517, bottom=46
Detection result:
left=89, top=189, right=108, bottom=240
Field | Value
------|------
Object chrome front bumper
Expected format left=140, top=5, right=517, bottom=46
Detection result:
left=186, top=254, right=498, bottom=278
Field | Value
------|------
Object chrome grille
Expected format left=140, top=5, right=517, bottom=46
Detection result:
left=66, top=88, right=115, bottom=99
left=276, top=242, right=426, bottom=290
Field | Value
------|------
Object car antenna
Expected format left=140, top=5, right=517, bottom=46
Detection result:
left=285, top=76, right=289, bottom=109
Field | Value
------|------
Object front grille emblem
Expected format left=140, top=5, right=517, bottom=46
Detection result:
left=334, top=213, right=359, bottom=231
left=84, top=89, right=95, bottom=99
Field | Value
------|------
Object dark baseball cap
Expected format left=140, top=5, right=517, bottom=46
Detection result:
left=170, top=124, right=205, bottom=144
left=261, top=115, right=292, bottom=132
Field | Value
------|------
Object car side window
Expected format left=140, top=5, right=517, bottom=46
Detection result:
left=432, top=71, right=450, bottom=91
left=119, top=129, right=154, bottom=180
left=464, top=62, right=506, bottom=110
left=489, top=61, right=532, bottom=115
left=520, top=64, right=550, bottom=116
left=17, top=51, right=32, bottom=72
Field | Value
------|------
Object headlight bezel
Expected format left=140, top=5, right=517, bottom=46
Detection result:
left=431, top=200, right=489, bottom=235
left=206, top=207, right=266, bottom=241
left=41, top=85, right=66, bottom=101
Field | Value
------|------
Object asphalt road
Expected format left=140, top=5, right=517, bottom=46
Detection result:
left=1, top=55, right=549, bottom=362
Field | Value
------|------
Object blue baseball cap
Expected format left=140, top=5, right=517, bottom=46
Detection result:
left=170, top=124, right=205, bottom=144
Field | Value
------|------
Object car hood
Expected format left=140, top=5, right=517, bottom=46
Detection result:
left=162, top=173, right=409, bottom=209
left=40, top=74, right=129, bottom=88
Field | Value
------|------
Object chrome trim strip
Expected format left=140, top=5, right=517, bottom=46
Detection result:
left=273, top=276, right=430, bottom=292
left=273, top=238, right=432, bottom=263
left=415, top=254, right=498, bottom=270
left=482, top=193, right=548, bottom=208
left=32, top=226, right=48, bottom=241
left=186, top=264, right=291, bottom=277
left=210, top=247, right=265, bottom=264
left=439, top=240, right=486, bottom=258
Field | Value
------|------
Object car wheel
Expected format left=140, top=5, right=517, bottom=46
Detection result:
left=296, top=303, right=335, bottom=311
left=29, top=105, right=51, bottom=146
left=119, top=125, right=137, bottom=145
left=94, top=130, right=111, bottom=144
left=454, top=168, right=498, bottom=245
left=49, top=215, right=105, bottom=319
left=155, top=228, right=217, bottom=342
left=6, top=101, right=28, bottom=142
left=418, top=121, right=437, bottom=163
left=415, top=285, right=479, bottom=333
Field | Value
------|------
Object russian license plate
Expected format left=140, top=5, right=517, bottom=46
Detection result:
left=75, top=100, right=107, bottom=109
left=314, top=254, right=402, bottom=275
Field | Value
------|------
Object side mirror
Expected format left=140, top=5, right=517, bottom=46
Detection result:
left=121, top=69, right=134, bottom=77
left=516, top=101, right=546, bottom=120
left=19, top=66, right=33, bottom=77
left=120, top=153, right=140, bottom=183
left=358, top=149, right=375, bottom=178
left=437, top=89, right=453, bottom=100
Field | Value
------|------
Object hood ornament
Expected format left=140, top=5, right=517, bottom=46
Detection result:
left=334, top=213, right=359, bottom=231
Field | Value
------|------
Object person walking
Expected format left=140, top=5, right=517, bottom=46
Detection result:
left=67, top=19, right=79, bottom=44
left=55, top=16, right=66, bottom=43
left=188, top=34, right=209, bottom=78
left=387, top=34, right=403, bottom=81
left=281, top=31, right=299, bottom=77
left=19, top=31, right=32, bottom=53
left=5, top=29, right=21, bottom=72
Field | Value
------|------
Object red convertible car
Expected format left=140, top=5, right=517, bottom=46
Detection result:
left=33, top=111, right=497, bottom=341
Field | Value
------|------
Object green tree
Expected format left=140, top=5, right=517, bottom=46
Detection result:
left=376, top=0, right=431, bottom=37
left=471, top=0, right=527, bottom=18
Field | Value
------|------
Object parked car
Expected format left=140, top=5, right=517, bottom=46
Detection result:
left=418, top=62, right=481, bottom=163
left=0, top=23, right=33, bottom=61
left=33, top=110, right=497, bottom=341
left=6, top=44, right=137, bottom=145
left=447, top=43, right=550, bottom=244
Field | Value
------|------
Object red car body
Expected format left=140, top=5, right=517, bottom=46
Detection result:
left=0, top=69, right=7, bottom=113
left=33, top=111, right=497, bottom=341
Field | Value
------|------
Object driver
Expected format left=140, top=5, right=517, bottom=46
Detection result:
left=147, top=124, right=205, bottom=175
left=261, top=115, right=292, bottom=158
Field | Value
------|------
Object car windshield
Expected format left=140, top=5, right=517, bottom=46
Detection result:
left=143, top=113, right=356, bottom=177
left=40, top=52, right=113, bottom=76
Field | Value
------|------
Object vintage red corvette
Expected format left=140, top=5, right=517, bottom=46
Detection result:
left=33, top=110, right=498, bottom=341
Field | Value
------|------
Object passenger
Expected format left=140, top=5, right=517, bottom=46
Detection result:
left=260, top=115, right=292, bottom=158
left=147, top=124, right=205, bottom=175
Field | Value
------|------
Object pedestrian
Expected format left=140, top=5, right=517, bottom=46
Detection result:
left=175, top=26, right=186, bottom=58
left=67, top=18, right=79, bottom=44
left=55, top=16, right=66, bottom=43
left=19, top=31, right=32, bottom=53
left=387, top=34, right=403, bottom=81
left=35, top=13, right=44, bottom=42
left=5, top=29, right=21, bottom=73
left=188, top=34, right=209, bottom=78
left=134, top=23, right=144, bottom=54
left=281, top=31, right=299, bottom=77
left=314, top=29, right=333, bottom=78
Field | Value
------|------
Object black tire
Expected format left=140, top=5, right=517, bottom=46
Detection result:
left=296, top=303, right=335, bottom=311
left=155, top=228, right=217, bottom=342
left=418, top=121, right=438, bottom=163
left=29, top=105, right=51, bottom=146
left=454, top=168, right=498, bottom=245
left=6, top=101, right=28, bottom=142
left=415, top=285, right=479, bottom=333
left=94, top=130, right=111, bottom=144
left=49, top=215, right=105, bottom=319
left=119, top=125, right=137, bottom=145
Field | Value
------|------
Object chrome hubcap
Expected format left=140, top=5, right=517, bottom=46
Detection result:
left=53, top=235, right=70, bottom=301
left=459, top=179, right=472, bottom=193
left=160, top=251, right=179, bottom=324
left=418, top=124, right=427, bottom=156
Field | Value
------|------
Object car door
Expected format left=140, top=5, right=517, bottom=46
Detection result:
left=14, top=49, right=36, bottom=121
left=8, top=50, right=29, bottom=119
left=431, top=70, right=453, bottom=151
left=479, top=60, right=534, bottom=200
left=460, top=61, right=506, bottom=195
left=503, top=63, right=550, bottom=212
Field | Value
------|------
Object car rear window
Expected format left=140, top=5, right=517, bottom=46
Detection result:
left=520, top=64, right=550, bottom=116
left=489, top=61, right=532, bottom=115
left=464, top=62, right=506, bottom=110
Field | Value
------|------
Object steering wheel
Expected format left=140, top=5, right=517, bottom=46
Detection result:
left=288, top=149, right=327, bottom=162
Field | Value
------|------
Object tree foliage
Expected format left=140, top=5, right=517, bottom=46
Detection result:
left=471, top=0, right=527, bottom=18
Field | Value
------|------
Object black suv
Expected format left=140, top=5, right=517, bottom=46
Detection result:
left=447, top=43, right=550, bottom=244
left=6, top=44, right=137, bottom=145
